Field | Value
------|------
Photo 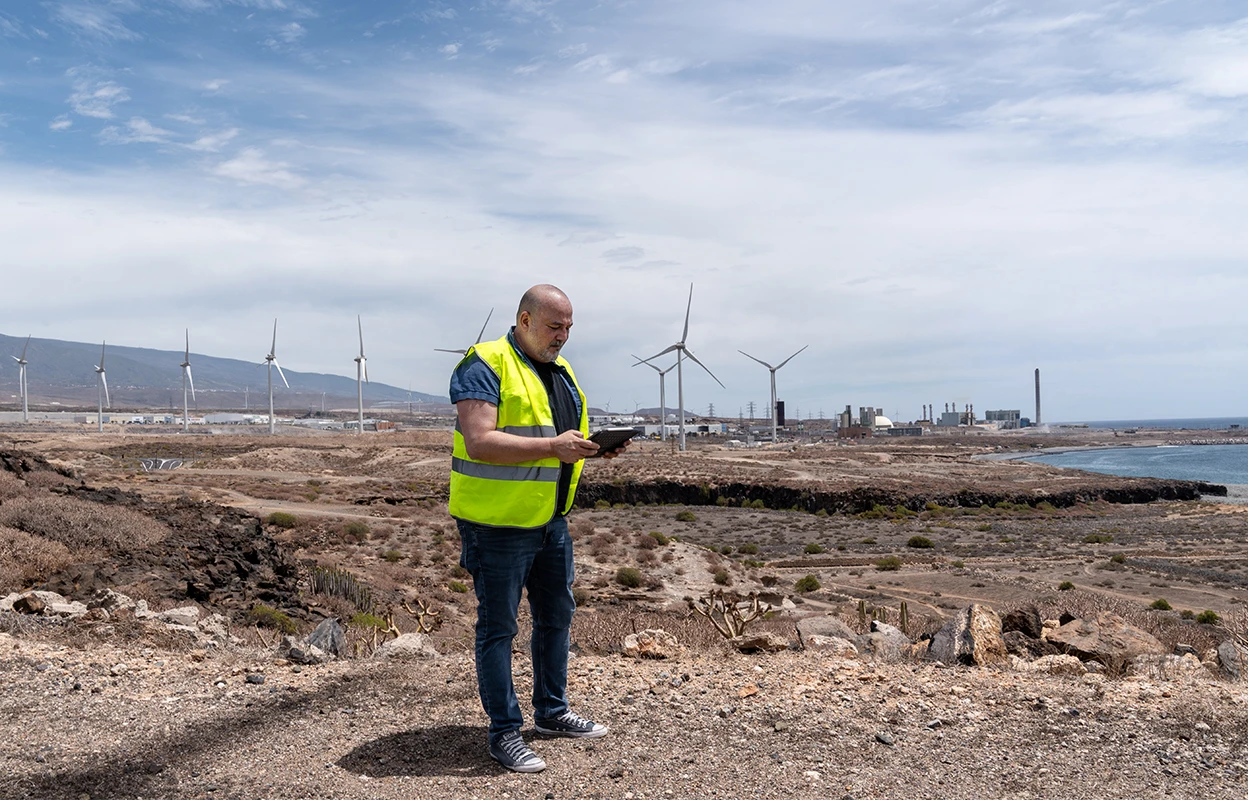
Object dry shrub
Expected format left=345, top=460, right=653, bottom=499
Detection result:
left=569, top=517, right=596, bottom=540
left=0, top=495, right=169, bottom=553
left=0, top=471, right=28, bottom=501
left=635, top=533, right=658, bottom=550
left=22, top=471, right=72, bottom=490
left=0, top=526, right=74, bottom=591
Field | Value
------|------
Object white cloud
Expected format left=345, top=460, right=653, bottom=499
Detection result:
left=440, top=42, right=460, bottom=58
left=66, top=69, right=130, bottom=119
left=167, top=112, right=207, bottom=125
left=100, top=117, right=175, bottom=144
left=203, top=79, right=229, bottom=94
left=971, top=91, right=1223, bottom=142
left=213, top=148, right=304, bottom=189
left=186, top=128, right=240, bottom=152
left=51, top=3, right=141, bottom=41
left=49, top=116, right=73, bottom=131
left=279, top=22, right=305, bottom=43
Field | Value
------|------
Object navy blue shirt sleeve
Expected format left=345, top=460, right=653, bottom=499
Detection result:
left=449, top=352, right=501, bottom=404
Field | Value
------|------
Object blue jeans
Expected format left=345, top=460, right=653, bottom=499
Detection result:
left=457, top=516, right=575, bottom=744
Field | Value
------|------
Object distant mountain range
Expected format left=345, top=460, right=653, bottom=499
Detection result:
left=0, top=333, right=447, bottom=412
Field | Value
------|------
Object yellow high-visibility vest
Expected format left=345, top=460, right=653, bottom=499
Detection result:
left=449, top=336, right=589, bottom=528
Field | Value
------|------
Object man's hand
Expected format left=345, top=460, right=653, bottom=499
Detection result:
left=551, top=430, right=599, bottom=463
left=601, top=438, right=631, bottom=460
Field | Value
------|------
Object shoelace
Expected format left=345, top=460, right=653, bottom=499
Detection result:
left=555, top=711, right=591, bottom=728
left=499, top=734, right=534, bottom=761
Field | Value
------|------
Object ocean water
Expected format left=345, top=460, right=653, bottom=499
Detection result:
left=1028, top=445, right=1248, bottom=486
left=1063, top=417, right=1248, bottom=430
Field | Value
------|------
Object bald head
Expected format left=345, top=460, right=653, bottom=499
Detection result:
left=514, top=284, right=574, bottom=363
left=517, top=284, right=570, bottom=321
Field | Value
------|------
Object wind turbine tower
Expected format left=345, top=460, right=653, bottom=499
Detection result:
left=94, top=342, right=110, bottom=434
left=354, top=315, right=369, bottom=434
left=263, top=319, right=289, bottom=435
left=11, top=335, right=30, bottom=423
left=738, top=345, right=808, bottom=444
left=180, top=330, right=196, bottom=433
left=637, top=284, right=724, bottom=451
left=632, top=355, right=677, bottom=441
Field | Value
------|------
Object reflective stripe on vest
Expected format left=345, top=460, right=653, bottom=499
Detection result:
left=450, top=457, right=561, bottom=483
left=448, top=335, right=589, bottom=529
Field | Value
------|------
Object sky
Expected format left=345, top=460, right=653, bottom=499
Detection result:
left=3, top=1, right=1248, bottom=422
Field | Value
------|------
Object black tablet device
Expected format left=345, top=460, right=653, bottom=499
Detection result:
left=586, top=427, right=640, bottom=457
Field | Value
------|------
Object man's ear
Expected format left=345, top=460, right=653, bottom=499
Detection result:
left=517, top=311, right=531, bottom=331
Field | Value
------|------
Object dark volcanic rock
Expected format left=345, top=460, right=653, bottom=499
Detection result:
left=1003, top=631, right=1059, bottom=659
left=575, top=475, right=1223, bottom=514
left=1001, top=606, right=1043, bottom=640
left=35, top=484, right=302, bottom=620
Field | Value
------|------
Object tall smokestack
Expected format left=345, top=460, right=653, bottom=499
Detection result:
left=1034, top=368, right=1041, bottom=426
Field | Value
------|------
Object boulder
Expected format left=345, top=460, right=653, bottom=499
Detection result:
left=796, top=615, right=856, bottom=642
left=282, top=636, right=334, bottom=665
left=926, top=604, right=1007, bottom=667
left=1001, top=606, right=1043, bottom=640
left=1217, top=640, right=1247, bottom=681
left=728, top=631, right=790, bottom=653
left=856, top=621, right=912, bottom=663
left=0, top=593, right=19, bottom=612
left=1128, top=653, right=1206, bottom=681
left=1003, top=630, right=1060, bottom=659
left=1047, top=612, right=1165, bottom=667
left=1010, top=654, right=1087, bottom=676
left=373, top=633, right=440, bottom=661
left=13, top=594, right=46, bottom=615
left=622, top=629, right=682, bottom=659
left=157, top=606, right=201, bottom=628
left=805, top=634, right=858, bottom=657
left=305, top=618, right=347, bottom=658
left=8, top=591, right=88, bottom=618
left=88, top=589, right=136, bottom=615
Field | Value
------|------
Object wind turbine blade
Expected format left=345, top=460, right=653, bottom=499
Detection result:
left=271, top=319, right=278, bottom=356
left=680, top=284, right=693, bottom=344
left=630, top=354, right=663, bottom=371
left=187, top=366, right=196, bottom=401
left=775, top=344, right=809, bottom=370
left=273, top=360, right=290, bottom=388
left=475, top=308, right=494, bottom=345
left=363, top=360, right=369, bottom=384
left=101, top=373, right=110, bottom=408
left=99, top=341, right=106, bottom=368
left=434, top=348, right=468, bottom=354
left=737, top=350, right=774, bottom=370
left=357, top=315, right=365, bottom=357
left=185, top=329, right=190, bottom=361
left=20, top=335, right=30, bottom=360
left=683, top=348, right=725, bottom=389
left=9, top=356, right=18, bottom=363
left=637, top=345, right=681, bottom=364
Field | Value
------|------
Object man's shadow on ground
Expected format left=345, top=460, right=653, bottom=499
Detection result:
left=338, top=724, right=504, bottom=777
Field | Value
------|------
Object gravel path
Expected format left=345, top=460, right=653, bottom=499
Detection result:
left=5, top=632, right=1247, bottom=800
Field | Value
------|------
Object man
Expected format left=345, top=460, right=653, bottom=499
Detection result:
left=449, top=284, right=627, bottom=773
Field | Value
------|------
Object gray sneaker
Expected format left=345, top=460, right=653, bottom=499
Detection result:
left=489, top=731, right=546, bottom=773
left=534, top=710, right=609, bottom=738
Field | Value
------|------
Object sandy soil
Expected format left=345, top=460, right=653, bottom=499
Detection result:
left=3, top=428, right=1248, bottom=798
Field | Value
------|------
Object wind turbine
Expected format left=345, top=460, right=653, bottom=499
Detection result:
left=180, top=330, right=195, bottom=433
left=354, top=315, right=368, bottom=434
left=636, top=284, right=724, bottom=451
left=631, top=355, right=677, bottom=442
left=11, top=335, right=30, bottom=423
left=738, top=345, right=808, bottom=444
left=434, top=308, right=494, bottom=355
left=263, top=319, right=289, bottom=435
left=94, top=341, right=110, bottom=433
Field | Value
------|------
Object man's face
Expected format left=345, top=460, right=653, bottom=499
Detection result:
left=517, top=297, right=573, bottom=363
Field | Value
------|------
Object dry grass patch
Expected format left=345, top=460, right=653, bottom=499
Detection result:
left=0, top=495, right=168, bottom=553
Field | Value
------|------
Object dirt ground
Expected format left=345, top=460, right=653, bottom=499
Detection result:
left=3, top=427, right=1248, bottom=798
